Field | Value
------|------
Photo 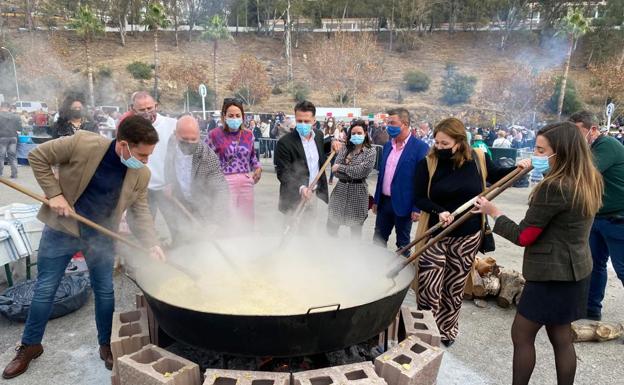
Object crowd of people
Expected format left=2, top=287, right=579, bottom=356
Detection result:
left=0, top=91, right=623, bottom=385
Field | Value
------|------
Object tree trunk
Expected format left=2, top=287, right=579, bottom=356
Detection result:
left=213, top=40, right=218, bottom=110
left=557, top=38, right=574, bottom=118
left=154, top=29, right=159, bottom=101
left=25, top=0, right=33, bottom=31
left=256, top=0, right=261, bottom=34
left=389, top=0, right=395, bottom=51
left=173, top=1, right=179, bottom=47
left=85, top=39, right=96, bottom=107
left=285, top=0, right=293, bottom=85
left=118, top=15, right=127, bottom=46
left=449, top=0, right=457, bottom=34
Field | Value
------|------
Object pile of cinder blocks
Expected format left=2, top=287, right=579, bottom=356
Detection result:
left=109, top=300, right=443, bottom=385
left=110, top=292, right=200, bottom=385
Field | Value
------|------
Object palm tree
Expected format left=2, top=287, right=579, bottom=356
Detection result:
left=142, top=2, right=170, bottom=101
left=556, top=10, right=589, bottom=118
left=202, top=15, right=232, bottom=109
left=69, top=6, right=104, bottom=108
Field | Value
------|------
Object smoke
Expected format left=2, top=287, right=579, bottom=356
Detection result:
left=125, top=192, right=415, bottom=316
left=511, top=33, right=571, bottom=72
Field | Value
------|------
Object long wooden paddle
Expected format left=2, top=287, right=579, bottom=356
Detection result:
left=387, top=166, right=533, bottom=278
left=395, top=166, right=524, bottom=256
left=281, top=151, right=336, bottom=239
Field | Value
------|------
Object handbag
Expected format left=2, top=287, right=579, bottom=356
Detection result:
left=473, top=150, right=496, bottom=254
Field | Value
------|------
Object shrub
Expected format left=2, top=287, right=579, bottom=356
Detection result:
left=271, top=85, right=283, bottom=95
left=441, top=64, right=477, bottom=105
left=547, top=76, right=583, bottom=116
left=404, top=70, right=431, bottom=92
left=98, top=66, right=113, bottom=78
left=292, top=83, right=310, bottom=102
left=183, top=87, right=215, bottom=110
left=126, top=61, right=152, bottom=80
left=334, top=91, right=351, bottom=105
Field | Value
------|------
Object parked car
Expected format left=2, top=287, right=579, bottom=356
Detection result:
left=14, top=101, right=48, bottom=113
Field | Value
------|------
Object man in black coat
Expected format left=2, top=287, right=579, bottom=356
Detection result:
left=275, top=101, right=328, bottom=214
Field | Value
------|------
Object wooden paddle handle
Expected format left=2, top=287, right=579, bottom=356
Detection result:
left=389, top=166, right=533, bottom=276
left=0, top=177, right=148, bottom=253
left=167, top=194, right=202, bottom=227
left=395, top=166, right=524, bottom=255
left=292, top=150, right=337, bottom=216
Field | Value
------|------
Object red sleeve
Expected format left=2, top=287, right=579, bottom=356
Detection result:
left=518, top=226, right=543, bottom=247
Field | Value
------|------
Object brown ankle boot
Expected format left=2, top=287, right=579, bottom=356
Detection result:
left=2, top=344, right=44, bottom=379
left=99, top=344, right=113, bottom=370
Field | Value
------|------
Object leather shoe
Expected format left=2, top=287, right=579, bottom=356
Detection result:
left=99, top=344, right=113, bottom=370
left=2, top=344, right=44, bottom=379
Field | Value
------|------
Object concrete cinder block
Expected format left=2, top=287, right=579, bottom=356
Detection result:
left=135, top=292, right=159, bottom=345
left=203, top=369, right=290, bottom=385
left=111, top=362, right=120, bottom=385
left=374, top=336, right=443, bottom=385
left=118, top=344, right=201, bottom=385
left=292, top=367, right=343, bottom=385
left=400, top=307, right=441, bottom=347
left=136, top=293, right=147, bottom=309
left=110, top=308, right=150, bottom=363
left=379, top=311, right=402, bottom=348
left=332, top=362, right=388, bottom=385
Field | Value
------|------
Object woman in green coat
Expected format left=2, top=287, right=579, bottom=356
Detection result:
left=474, top=122, right=604, bottom=385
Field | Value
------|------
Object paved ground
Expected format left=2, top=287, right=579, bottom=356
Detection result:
left=0, top=161, right=622, bottom=385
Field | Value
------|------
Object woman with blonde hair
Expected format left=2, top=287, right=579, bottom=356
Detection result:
left=414, top=118, right=526, bottom=347
left=474, top=122, right=603, bottom=385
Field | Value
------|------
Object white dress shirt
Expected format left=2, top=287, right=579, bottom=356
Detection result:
left=174, top=145, right=193, bottom=201
left=147, top=113, right=177, bottom=190
left=299, top=131, right=319, bottom=189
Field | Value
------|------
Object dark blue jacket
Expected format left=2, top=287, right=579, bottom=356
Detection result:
left=374, top=135, right=429, bottom=217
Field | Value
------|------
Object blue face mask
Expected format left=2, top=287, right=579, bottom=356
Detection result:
left=386, top=125, right=402, bottom=138
left=531, top=154, right=555, bottom=174
left=226, top=118, right=242, bottom=131
left=120, top=142, right=145, bottom=169
left=350, top=134, right=365, bottom=145
left=296, top=123, right=312, bottom=137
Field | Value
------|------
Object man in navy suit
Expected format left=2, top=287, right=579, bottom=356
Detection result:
left=373, top=108, right=429, bottom=254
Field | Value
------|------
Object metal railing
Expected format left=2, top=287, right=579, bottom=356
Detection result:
left=255, top=138, right=384, bottom=170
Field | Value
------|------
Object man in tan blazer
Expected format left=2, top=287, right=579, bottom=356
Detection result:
left=2, top=115, right=165, bottom=379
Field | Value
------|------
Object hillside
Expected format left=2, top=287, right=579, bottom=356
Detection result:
left=1, top=29, right=604, bottom=123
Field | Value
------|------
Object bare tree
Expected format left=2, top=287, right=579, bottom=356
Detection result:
left=309, top=32, right=383, bottom=105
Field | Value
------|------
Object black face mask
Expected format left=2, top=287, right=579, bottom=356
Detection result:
left=69, top=109, right=83, bottom=120
left=436, top=148, right=454, bottom=160
left=178, top=141, right=199, bottom=155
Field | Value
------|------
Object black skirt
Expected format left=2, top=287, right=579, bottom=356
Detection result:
left=517, top=275, right=591, bottom=325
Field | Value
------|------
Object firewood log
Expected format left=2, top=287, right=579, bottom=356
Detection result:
left=497, top=269, right=525, bottom=308
left=482, top=275, right=501, bottom=297
left=572, top=322, right=624, bottom=342
left=476, top=257, right=498, bottom=276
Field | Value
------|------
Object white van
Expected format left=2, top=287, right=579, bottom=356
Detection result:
left=15, top=101, right=48, bottom=113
